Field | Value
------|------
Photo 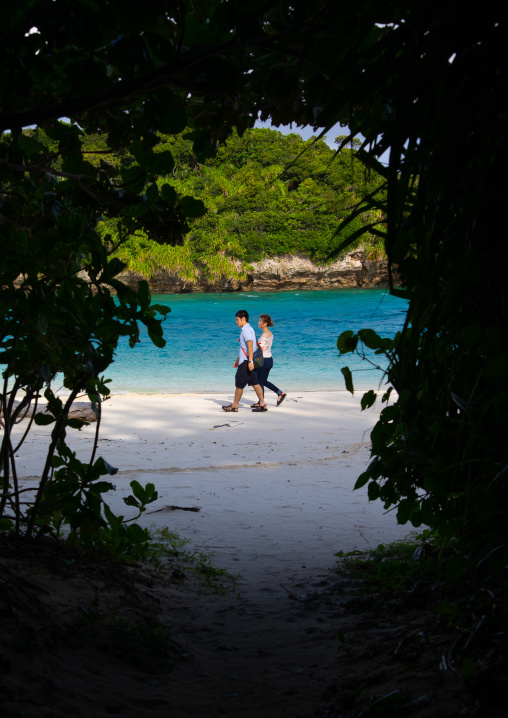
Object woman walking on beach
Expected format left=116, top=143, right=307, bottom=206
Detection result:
left=252, top=314, right=287, bottom=408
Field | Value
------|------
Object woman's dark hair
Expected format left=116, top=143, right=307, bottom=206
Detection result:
left=235, top=310, right=249, bottom=321
left=259, top=314, right=274, bottom=327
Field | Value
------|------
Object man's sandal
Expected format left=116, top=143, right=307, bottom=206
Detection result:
left=222, top=404, right=238, bottom=412
left=252, top=405, right=268, bottom=412
left=276, top=393, right=287, bottom=406
left=250, top=402, right=261, bottom=409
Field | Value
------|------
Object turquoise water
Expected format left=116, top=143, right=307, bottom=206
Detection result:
left=106, top=289, right=407, bottom=394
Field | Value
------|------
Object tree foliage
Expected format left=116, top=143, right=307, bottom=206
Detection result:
left=106, top=127, right=384, bottom=279
left=182, top=128, right=383, bottom=263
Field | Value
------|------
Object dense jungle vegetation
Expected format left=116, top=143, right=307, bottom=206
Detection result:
left=78, top=127, right=385, bottom=282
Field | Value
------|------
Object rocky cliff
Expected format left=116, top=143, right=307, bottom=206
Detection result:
left=117, top=251, right=397, bottom=294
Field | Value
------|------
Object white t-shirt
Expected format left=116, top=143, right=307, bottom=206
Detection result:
left=239, top=323, right=256, bottom=364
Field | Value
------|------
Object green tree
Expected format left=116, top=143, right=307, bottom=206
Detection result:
left=99, top=126, right=384, bottom=281
left=173, top=128, right=384, bottom=265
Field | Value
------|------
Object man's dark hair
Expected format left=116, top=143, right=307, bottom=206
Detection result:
left=235, top=310, right=249, bottom=321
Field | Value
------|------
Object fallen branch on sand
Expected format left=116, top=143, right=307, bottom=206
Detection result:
left=212, top=422, right=244, bottom=429
left=147, top=505, right=201, bottom=514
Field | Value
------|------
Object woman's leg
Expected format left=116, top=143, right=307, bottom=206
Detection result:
left=264, top=379, right=281, bottom=395
left=264, top=361, right=287, bottom=404
left=255, top=358, right=271, bottom=396
left=263, top=359, right=281, bottom=395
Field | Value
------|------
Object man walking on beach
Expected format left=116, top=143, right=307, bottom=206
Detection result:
left=222, top=310, right=267, bottom=413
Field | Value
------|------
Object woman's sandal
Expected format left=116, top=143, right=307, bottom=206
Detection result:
left=276, top=393, right=287, bottom=406
left=252, top=405, right=268, bottom=412
left=222, top=404, right=238, bottom=412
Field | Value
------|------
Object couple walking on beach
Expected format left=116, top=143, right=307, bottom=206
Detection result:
left=222, top=310, right=287, bottom=413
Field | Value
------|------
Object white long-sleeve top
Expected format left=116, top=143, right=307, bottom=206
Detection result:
left=258, top=332, right=273, bottom=358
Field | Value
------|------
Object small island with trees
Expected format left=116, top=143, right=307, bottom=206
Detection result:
left=33, top=123, right=389, bottom=291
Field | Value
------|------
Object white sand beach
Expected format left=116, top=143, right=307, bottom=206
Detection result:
left=16, top=390, right=408, bottom=594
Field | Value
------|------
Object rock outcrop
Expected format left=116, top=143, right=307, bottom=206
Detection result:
left=2, top=400, right=97, bottom=423
left=116, top=251, right=397, bottom=294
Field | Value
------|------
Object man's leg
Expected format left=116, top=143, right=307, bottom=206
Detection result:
left=252, top=383, right=266, bottom=407
left=232, top=386, right=243, bottom=408
left=226, top=363, right=247, bottom=409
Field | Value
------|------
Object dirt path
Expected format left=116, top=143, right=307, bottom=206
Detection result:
left=1, top=537, right=483, bottom=718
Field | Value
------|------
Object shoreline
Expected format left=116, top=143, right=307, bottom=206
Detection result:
left=115, top=251, right=397, bottom=294
left=51, top=384, right=389, bottom=398
left=103, top=388, right=364, bottom=396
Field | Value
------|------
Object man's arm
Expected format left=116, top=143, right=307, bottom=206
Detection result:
left=246, top=340, right=254, bottom=366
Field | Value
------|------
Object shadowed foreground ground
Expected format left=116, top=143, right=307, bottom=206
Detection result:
left=1, top=536, right=505, bottom=718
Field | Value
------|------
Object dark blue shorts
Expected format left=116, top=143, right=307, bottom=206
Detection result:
left=235, top=361, right=258, bottom=389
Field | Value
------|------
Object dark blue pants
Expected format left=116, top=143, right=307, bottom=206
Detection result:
left=256, top=357, right=281, bottom=396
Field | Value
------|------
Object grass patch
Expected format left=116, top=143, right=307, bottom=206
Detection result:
left=334, top=531, right=508, bottom=684
left=148, top=526, right=239, bottom=596
left=335, top=531, right=437, bottom=599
